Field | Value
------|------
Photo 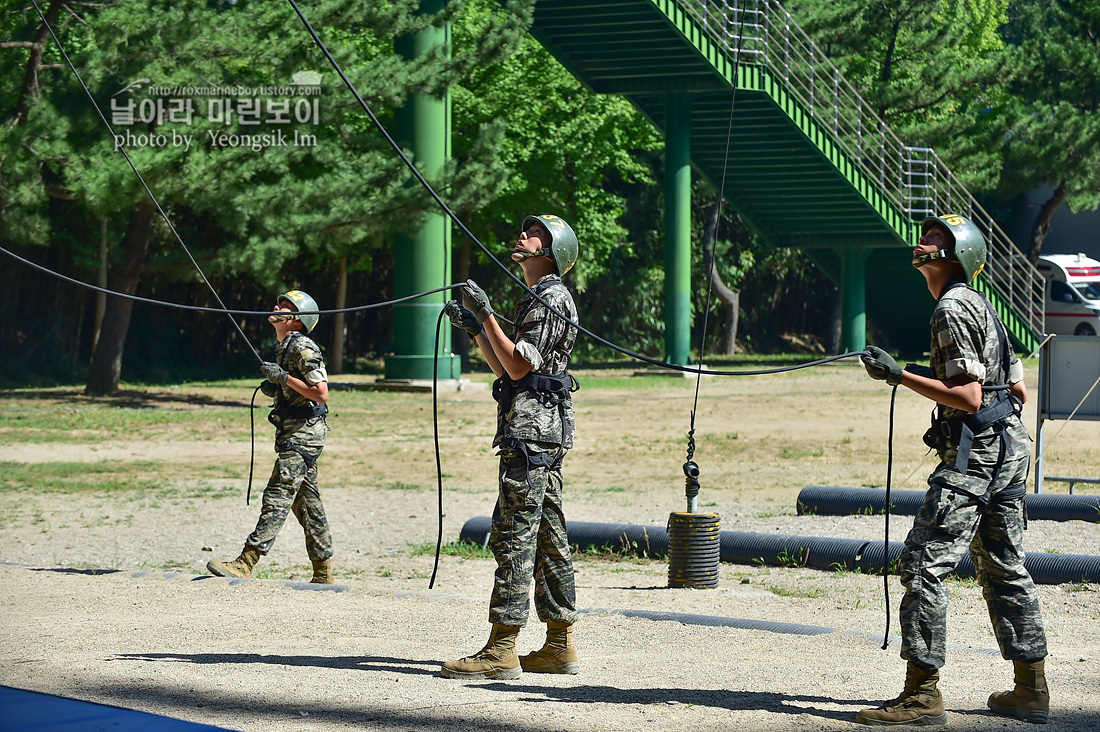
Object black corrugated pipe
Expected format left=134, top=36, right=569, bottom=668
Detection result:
left=797, top=486, right=1100, bottom=523
left=458, top=517, right=1100, bottom=584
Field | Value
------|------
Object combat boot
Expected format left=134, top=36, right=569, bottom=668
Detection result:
left=519, top=620, right=579, bottom=674
left=310, top=559, right=334, bottom=584
left=988, top=659, right=1049, bottom=724
left=856, top=662, right=947, bottom=726
left=440, top=624, right=521, bottom=680
left=207, top=545, right=261, bottom=579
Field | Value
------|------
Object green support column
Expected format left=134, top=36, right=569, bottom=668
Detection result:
left=385, top=0, right=460, bottom=380
left=664, top=93, right=693, bottom=366
left=840, top=247, right=868, bottom=353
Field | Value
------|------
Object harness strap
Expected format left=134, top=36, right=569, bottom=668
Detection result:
left=499, top=437, right=563, bottom=491
left=278, top=440, right=319, bottom=470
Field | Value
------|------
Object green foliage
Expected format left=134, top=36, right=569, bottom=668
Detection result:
left=995, top=0, right=1100, bottom=214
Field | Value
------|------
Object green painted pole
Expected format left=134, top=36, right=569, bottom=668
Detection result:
left=386, top=1, right=459, bottom=380
left=840, top=247, right=868, bottom=353
left=664, top=93, right=692, bottom=366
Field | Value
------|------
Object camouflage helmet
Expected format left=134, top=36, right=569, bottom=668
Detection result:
left=522, top=214, right=579, bottom=276
left=277, top=290, right=319, bottom=333
left=920, top=214, right=987, bottom=283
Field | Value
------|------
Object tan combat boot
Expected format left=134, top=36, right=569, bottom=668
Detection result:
left=310, top=559, right=334, bottom=584
left=519, top=620, right=579, bottom=674
left=440, top=624, right=522, bottom=680
left=856, top=662, right=947, bottom=726
left=207, top=545, right=261, bottom=579
left=988, top=659, right=1049, bottom=724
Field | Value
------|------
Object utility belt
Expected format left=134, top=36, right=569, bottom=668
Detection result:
left=923, top=390, right=1022, bottom=473
left=492, top=370, right=578, bottom=411
left=268, top=401, right=328, bottom=426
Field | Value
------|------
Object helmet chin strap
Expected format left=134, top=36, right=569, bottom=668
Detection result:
left=270, top=313, right=300, bottom=323
left=511, top=248, right=551, bottom=261
left=913, top=248, right=954, bottom=269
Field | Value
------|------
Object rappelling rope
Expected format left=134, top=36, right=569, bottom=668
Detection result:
left=882, top=384, right=898, bottom=650
left=0, top=244, right=466, bottom=316
left=686, top=6, right=749, bottom=472
left=29, top=0, right=261, bottom=362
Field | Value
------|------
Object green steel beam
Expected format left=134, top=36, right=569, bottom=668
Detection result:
left=664, top=92, right=693, bottom=366
left=386, top=0, right=459, bottom=380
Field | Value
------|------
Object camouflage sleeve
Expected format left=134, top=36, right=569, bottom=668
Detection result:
left=291, top=337, right=328, bottom=385
left=931, top=298, right=986, bottom=383
left=513, top=287, right=570, bottom=372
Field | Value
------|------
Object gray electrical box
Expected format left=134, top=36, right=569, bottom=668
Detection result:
left=1035, top=335, right=1100, bottom=493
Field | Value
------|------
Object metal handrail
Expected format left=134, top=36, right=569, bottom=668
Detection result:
left=680, top=0, right=1045, bottom=340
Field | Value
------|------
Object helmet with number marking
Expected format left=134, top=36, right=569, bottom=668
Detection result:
left=522, top=214, right=579, bottom=276
left=919, top=214, right=987, bottom=283
left=276, top=290, right=319, bottom=333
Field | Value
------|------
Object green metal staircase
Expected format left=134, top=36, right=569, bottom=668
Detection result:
left=527, top=0, right=1044, bottom=353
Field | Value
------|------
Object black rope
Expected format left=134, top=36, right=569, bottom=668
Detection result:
left=0, top=244, right=466, bottom=315
left=29, top=0, right=261, bottom=362
left=247, top=383, right=263, bottom=505
left=429, top=307, right=447, bottom=589
left=283, top=0, right=868, bottom=379
left=687, top=3, right=749, bottom=467
left=882, top=384, right=898, bottom=650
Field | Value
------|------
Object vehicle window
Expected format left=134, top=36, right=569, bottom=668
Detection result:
left=1051, top=281, right=1079, bottom=303
left=1072, top=282, right=1100, bottom=302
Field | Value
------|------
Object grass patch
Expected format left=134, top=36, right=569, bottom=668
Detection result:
left=383, top=481, right=426, bottom=492
left=766, top=584, right=824, bottom=598
left=0, top=461, right=163, bottom=494
left=405, top=540, right=494, bottom=560
left=778, top=447, right=824, bottom=459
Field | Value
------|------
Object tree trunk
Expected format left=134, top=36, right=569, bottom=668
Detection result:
left=85, top=202, right=156, bottom=395
left=91, top=218, right=108, bottom=359
left=701, top=200, right=740, bottom=354
left=1026, top=181, right=1067, bottom=265
left=14, top=1, right=60, bottom=126
left=331, top=255, right=347, bottom=374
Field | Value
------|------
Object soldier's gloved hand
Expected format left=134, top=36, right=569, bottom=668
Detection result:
left=261, top=361, right=289, bottom=386
left=260, top=380, right=279, bottom=398
left=444, top=300, right=483, bottom=340
left=861, top=345, right=903, bottom=386
left=460, top=279, right=494, bottom=324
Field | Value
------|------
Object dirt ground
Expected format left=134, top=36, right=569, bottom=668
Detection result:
left=1, top=359, right=1098, bottom=731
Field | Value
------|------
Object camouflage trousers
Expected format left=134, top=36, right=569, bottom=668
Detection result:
left=899, top=423, right=1046, bottom=669
left=246, top=443, right=332, bottom=562
left=488, top=440, right=577, bottom=627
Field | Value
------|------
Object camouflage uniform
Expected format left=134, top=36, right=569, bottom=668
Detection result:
left=899, top=282, right=1046, bottom=670
left=247, top=331, right=332, bottom=562
left=488, top=274, right=578, bottom=627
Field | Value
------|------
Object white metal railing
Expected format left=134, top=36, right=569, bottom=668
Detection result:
left=679, top=0, right=1045, bottom=339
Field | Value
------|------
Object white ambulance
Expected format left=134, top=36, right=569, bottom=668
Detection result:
left=1037, top=253, right=1100, bottom=336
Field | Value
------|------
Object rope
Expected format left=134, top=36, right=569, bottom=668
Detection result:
left=0, top=244, right=466, bottom=315
left=29, top=0, right=262, bottom=362
left=882, top=384, right=897, bottom=650
left=429, top=308, right=447, bottom=590
left=686, top=6, right=748, bottom=469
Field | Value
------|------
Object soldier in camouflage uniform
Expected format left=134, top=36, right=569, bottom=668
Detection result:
left=441, top=215, right=581, bottom=680
left=207, top=290, right=335, bottom=585
left=858, top=215, right=1049, bottom=725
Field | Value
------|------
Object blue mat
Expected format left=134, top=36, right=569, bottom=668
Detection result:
left=0, top=686, right=234, bottom=732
